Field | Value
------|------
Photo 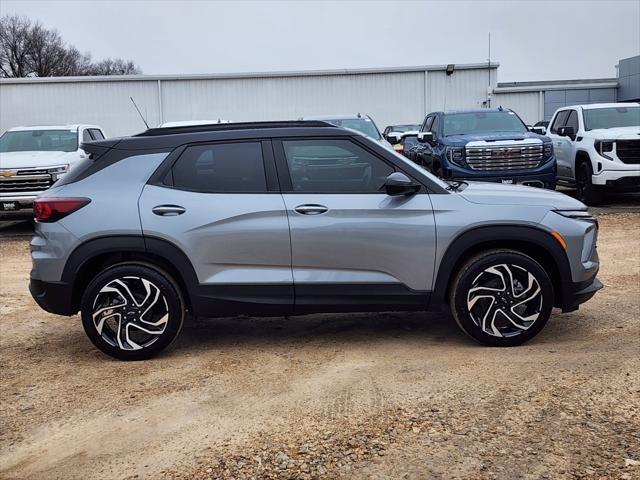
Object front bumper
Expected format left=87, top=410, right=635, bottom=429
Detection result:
left=0, top=195, right=37, bottom=216
left=29, top=278, right=77, bottom=316
left=561, top=277, right=603, bottom=312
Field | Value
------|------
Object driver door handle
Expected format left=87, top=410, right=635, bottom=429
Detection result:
left=152, top=205, right=186, bottom=216
left=294, top=204, right=328, bottom=215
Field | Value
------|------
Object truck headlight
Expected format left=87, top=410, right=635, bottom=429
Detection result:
left=543, top=142, right=553, bottom=160
left=594, top=140, right=614, bottom=160
left=48, top=164, right=70, bottom=182
left=446, top=147, right=465, bottom=167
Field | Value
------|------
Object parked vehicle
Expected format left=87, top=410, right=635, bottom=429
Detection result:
left=303, top=114, right=394, bottom=150
left=0, top=125, right=106, bottom=217
left=392, top=131, right=420, bottom=158
left=383, top=124, right=421, bottom=143
left=546, top=103, right=640, bottom=204
left=413, top=108, right=556, bottom=189
left=29, top=121, right=601, bottom=360
left=533, top=120, right=550, bottom=135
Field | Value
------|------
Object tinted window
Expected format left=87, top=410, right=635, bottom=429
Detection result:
left=430, top=116, right=439, bottom=134
left=565, top=110, right=579, bottom=132
left=422, top=116, right=434, bottom=132
left=82, top=130, right=93, bottom=142
left=402, top=136, right=418, bottom=149
left=172, top=142, right=266, bottom=193
left=550, top=110, right=569, bottom=134
left=0, top=129, right=78, bottom=152
left=282, top=139, right=394, bottom=193
left=89, top=129, right=105, bottom=140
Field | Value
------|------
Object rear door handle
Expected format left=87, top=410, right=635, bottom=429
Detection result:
left=294, top=204, right=328, bottom=215
left=152, top=205, right=186, bottom=216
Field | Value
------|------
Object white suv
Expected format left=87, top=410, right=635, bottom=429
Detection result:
left=0, top=124, right=106, bottom=217
left=546, top=103, right=640, bottom=204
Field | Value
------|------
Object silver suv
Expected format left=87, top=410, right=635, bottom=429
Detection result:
left=29, top=121, right=602, bottom=360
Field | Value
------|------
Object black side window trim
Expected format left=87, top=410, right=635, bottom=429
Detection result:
left=148, top=139, right=280, bottom=193
left=272, top=135, right=426, bottom=194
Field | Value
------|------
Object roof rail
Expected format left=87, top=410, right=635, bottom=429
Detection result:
left=135, top=120, right=334, bottom=137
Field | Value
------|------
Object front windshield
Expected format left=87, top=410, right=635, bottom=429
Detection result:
left=326, top=118, right=381, bottom=140
left=0, top=130, right=78, bottom=153
left=443, top=111, right=527, bottom=136
left=583, top=107, right=640, bottom=130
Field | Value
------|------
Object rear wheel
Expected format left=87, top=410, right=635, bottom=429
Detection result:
left=81, top=263, right=184, bottom=360
left=449, top=250, right=554, bottom=346
left=575, top=160, right=602, bottom=205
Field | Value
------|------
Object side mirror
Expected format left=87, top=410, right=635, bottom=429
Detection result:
left=530, top=126, right=546, bottom=135
left=557, top=126, right=575, bottom=138
left=417, top=131, right=434, bottom=144
left=384, top=172, right=421, bottom=196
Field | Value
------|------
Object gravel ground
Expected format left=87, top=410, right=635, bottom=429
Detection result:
left=0, top=213, right=639, bottom=480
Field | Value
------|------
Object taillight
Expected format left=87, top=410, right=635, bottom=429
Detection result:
left=34, top=198, right=91, bottom=223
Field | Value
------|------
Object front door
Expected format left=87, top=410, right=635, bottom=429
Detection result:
left=274, top=137, right=436, bottom=310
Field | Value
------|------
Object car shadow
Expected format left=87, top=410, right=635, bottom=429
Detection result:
left=170, top=310, right=474, bottom=353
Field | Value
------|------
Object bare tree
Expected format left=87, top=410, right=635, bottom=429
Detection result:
left=0, top=14, right=142, bottom=78
left=88, top=58, right=141, bottom=76
left=0, top=15, right=32, bottom=77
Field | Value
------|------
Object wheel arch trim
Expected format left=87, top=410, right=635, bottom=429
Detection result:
left=432, top=224, right=572, bottom=307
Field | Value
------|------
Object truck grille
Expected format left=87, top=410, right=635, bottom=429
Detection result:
left=617, top=140, right=640, bottom=164
left=465, top=144, right=543, bottom=171
left=0, top=170, right=53, bottom=193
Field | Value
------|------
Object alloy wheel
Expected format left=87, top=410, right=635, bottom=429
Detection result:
left=466, top=264, right=543, bottom=338
left=92, top=276, right=169, bottom=351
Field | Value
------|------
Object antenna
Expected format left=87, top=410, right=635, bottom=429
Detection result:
left=130, top=96, right=149, bottom=129
left=487, top=32, right=491, bottom=108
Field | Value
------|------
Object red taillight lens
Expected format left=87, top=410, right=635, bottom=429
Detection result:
left=34, top=198, right=91, bottom=223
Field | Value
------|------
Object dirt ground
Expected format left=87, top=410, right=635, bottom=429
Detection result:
left=0, top=213, right=639, bottom=480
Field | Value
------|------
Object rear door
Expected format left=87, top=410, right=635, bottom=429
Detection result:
left=139, top=140, right=293, bottom=310
left=274, top=136, right=436, bottom=309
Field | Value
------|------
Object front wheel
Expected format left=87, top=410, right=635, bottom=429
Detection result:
left=449, top=250, right=554, bottom=346
left=81, top=263, right=184, bottom=360
left=575, top=161, right=602, bottom=205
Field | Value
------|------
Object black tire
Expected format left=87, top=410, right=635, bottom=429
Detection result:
left=575, top=160, right=603, bottom=205
left=449, top=249, right=554, bottom=346
left=81, top=262, right=184, bottom=360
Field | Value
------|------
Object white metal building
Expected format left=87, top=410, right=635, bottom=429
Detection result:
left=0, top=63, right=498, bottom=137
left=1, top=56, right=637, bottom=137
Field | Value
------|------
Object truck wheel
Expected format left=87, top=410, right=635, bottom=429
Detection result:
left=81, top=263, right=185, bottom=360
left=449, top=249, right=554, bottom=346
left=576, top=161, right=602, bottom=205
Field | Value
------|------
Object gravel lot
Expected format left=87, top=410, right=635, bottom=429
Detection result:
left=1, top=212, right=639, bottom=480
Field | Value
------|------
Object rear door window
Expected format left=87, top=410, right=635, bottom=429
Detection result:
left=171, top=142, right=267, bottom=193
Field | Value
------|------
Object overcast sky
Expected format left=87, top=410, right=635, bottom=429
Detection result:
left=2, top=0, right=639, bottom=82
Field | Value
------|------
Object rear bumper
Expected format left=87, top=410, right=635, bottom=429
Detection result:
left=561, top=277, right=603, bottom=313
left=29, top=278, right=77, bottom=316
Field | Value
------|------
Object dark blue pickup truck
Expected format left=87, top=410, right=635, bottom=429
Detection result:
left=412, top=108, right=556, bottom=189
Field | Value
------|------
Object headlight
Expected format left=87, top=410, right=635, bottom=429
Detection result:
left=554, top=209, right=598, bottom=225
left=48, top=164, right=70, bottom=182
left=594, top=140, right=614, bottom=160
left=543, top=142, right=553, bottom=160
left=446, top=147, right=465, bottom=167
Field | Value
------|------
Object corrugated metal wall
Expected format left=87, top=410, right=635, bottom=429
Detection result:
left=492, top=91, right=541, bottom=124
left=0, top=65, right=498, bottom=137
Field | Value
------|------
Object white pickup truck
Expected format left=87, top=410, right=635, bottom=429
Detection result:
left=0, top=124, right=106, bottom=217
left=546, top=103, right=640, bottom=204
